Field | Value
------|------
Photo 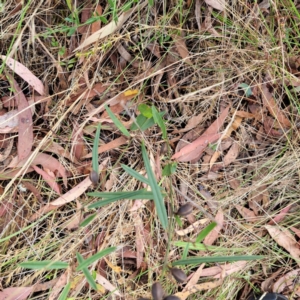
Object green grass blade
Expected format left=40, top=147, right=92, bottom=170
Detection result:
left=105, top=105, right=130, bottom=137
left=182, top=242, right=190, bottom=260
left=121, top=164, right=149, bottom=184
left=19, top=261, right=68, bottom=270
left=58, top=282, right=71, bottom=300
left=80, top=213, right=97, bottom=227
left=77, top=247, right=116, bottom=271
left=88, top=191, right=155, bottom=209
left=92, top=124, right=101, bottom=173
left=141, top=143, right=168, bottom=229
left=172, top=255, right=264, bottom=266
left=152, top=106, right=167, bottom=139
left=76, top=253, right=98, bottom=290
left=195, top=222, right=217, bottom=243
left=172, top=241, right=244, bottom=252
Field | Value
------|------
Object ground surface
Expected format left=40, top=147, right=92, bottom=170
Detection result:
left=1, top=0, right=300, bottom=299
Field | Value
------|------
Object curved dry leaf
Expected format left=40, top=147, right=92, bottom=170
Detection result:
left=32, top=165, right=61, bottom=195
left=0, top=286, right=33, bottom=300
left=15, top=152, right=67, bottom=187
left=0, top=110, right=19, bottom=130
left=273, top=269, right=300, bottom=295
left=183, top=264, right=205, bottom=292
left=173, top=113, right=204, bottom=134
left=235, top=205, right=259, bottom=223
left=96, top=273, right=122, bottom=297
left=205, top=0, right=225, bottom=11
left=268, top=205, right=292, bottom=225
left=261, top=83, right=291, bottom=128
left=173, top=35, right=192, bottom=65
left=222, top=141, right=239, bottom=167
left=1, top=56, right=45, bottom=95
left=63, top=200, right=82, bottom=230
left=91, top=5, right=103, bottom=34
left=203, top=210, right=223, bottom=246
left=75, top=1, right=147, bottom=51
left=265, top=225, right=300, bottom=265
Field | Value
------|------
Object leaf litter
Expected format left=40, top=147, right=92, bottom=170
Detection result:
left=1, top=1, right=300, bottom=299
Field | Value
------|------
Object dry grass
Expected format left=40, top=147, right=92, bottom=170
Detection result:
left=1, top=0, right=300, bottom=299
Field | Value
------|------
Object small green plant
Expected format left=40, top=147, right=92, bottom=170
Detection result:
left=19, top=246, right=117, bottom=295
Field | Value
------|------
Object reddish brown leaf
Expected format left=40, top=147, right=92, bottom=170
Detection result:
left=173, top=113, right=204, bottom=134
left=32, top=165, right=61, bottom=194
left=49, top=271, right=68, bottom=300
left=261, top=83, right=291, bottom=128
left=9, top=78, right=33, bottom=160
left=1, top=56, right=45, bottom=95
left=71, top=121, right=86, bottom=161
left=83, top=136, right=128, bottom=159
left=290, top=227, right=300, bottom=239
left=0, top=286, right=33, bottom=300
left=172, top=106, right=230, bottom=162
left=265, top=225, right=300, bottom=265
left=268, top=205, right=292, bottom=225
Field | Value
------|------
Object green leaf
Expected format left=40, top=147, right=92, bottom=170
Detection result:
left=105, top=105, right=130, bottom=137
left=182, top=242, right=190, bottom=260
left=88, top=190, right=156, bottom=209
left=121, top=164, right=149, bottom=184
left=92, top=124, right=101, bottom=173
left=76, top=253, right=98, bottom=290
left=195, top=222, right=217, bottom=243
left=138, top=104, right=153, bottom=118
left=80, top=213, right=97, bottom=227
left=142, top=143, right=168, bottom=229
left=19, top=261, right=68, bottom=270
left=162, top=163, right=177, bottom=176
left=238, top=83, right=252, bottom=97
left=121, top=2, right=132, bottom=12
left=173, top=255, right=264, bottom=266
left=148, top=0, right=154, bottom=6
left=130, top=114, right=155, bottom=131
left=58, top=283, right=71, bottom=300
left=76, top=247, right=116, bottom=271
left=152, top=106, right=167, bottom=139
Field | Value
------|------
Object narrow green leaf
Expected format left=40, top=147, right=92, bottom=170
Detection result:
left=80, top=213, right=97, bottom=227
left=152, top=106, right=167, bottom=139
left=173, top=255, right=264, bottom=266
left=182, top=242, right=190, bottom=260
left=195, top=222, right=217, bottom=244
left=88, top=191, right=155, bottom=209
left=58, top=282, right=71, bottom=300
left=121, top=164, right=149, bottom=184
left=142, top=143, right=168, bottom=229
left=19, top=261, right=68, bottom=270
left=138, top=103, right=153, bottom=118
left=104, top=105, right=130, bottom=137
left=92, top=124, right=101, bottom=173
left=76, top=253, right=98, bottom=290
left=238, top=83, right=252, bottom=97
left=77, top=247, right=116, bottom=271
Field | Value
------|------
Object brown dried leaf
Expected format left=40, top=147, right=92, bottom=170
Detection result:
left=265, top=225, right=300, bottom=265
left=261, top=83, right=291, bottom=128
left=9, top=78, right=33, bottom=160
left=0, top=286, right=33, bottom=300
left=268, top=205, right=292, bottom=225
left=223, top=116, right=243, bottom=139
left=95, top=273, right=122, bottom=297
left=64, top=200, right=82, bottom=230
left=1, top=56, right=45, bottom=95
left=173, top=35, right=192, bottom=65
left=203, top=210, right=223, bottom=245
left=223, top=141, right=239, bottom=167
left=0, top=137, right=13, bottom=162
left=183, top=264, right=205, bottom=292
left=175, top=219, right=209, bottom=236
left=290, top=227, right=300, bottom=239
left=32, top=165, right=61, bottom=194
left=91, top=5, right=103, bottom=33
left=134, top=211, right=144, bottom=269
left=173, top=113, right=204, bottom=134
left=205, top=0, right=225, bottom=11
left=71, top=121, right=87, bottom=161
left=273, top=269, right=300, bottom=295
left=235, top=205, right=259, bottom=223
left=82, top=136, right=128, bottom=159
